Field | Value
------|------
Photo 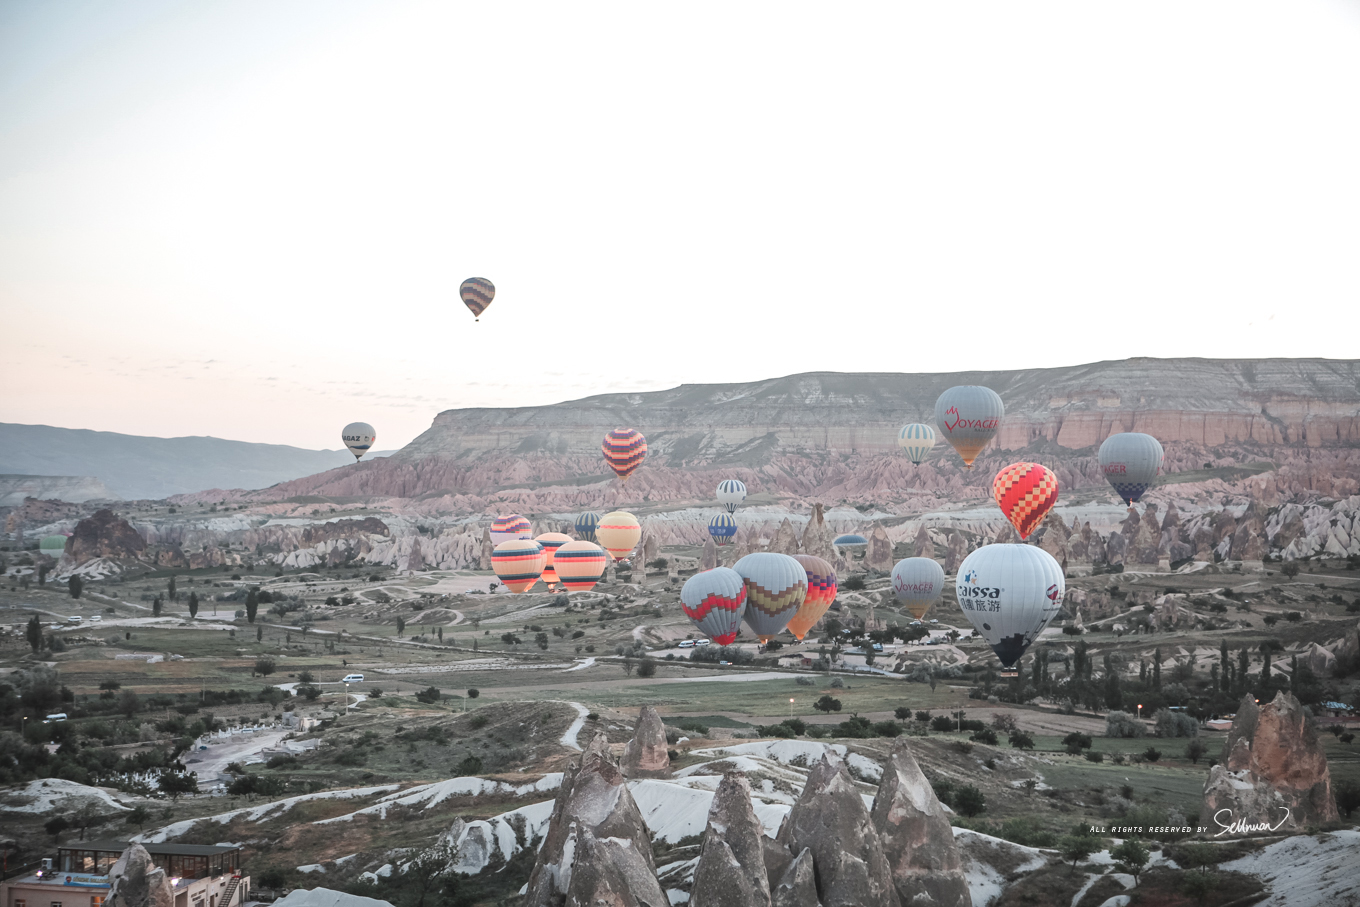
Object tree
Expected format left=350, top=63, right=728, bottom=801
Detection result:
left=415, top=686, right=441, bottom=704
left=1103, top=655, right=1123, bottom=710
left=188, top=592, right=199, bottom=618
left=74, top=803, right=103, bottom=841
left=153, top=595, right=162, bottom=617
left=1152, top=647, right=1162, bottom=690
left=38, top=564, right=49, bottom=586
left=1111, top=839, right=1150, bottom=886
left=168, top=575, right=177, bottom=602
left=535, top=632, right=549, bottom=651
left=1186, top=739, right=1209, bottom=764
left=1058, top=834, right=1097, bottom=872
left=814, top=694, right=843, bottom=713
left=1281, top=561, right=1300, bottom=579
left=69, top=575, right=83, bottom=599
left=1063, top=732, right=1093, bottom=754
left=1336, top=780, right=1360, bottom=818
left=467, top=688, right=480, bottom=699
left=257, top=869, right=287, bottom=891
left=396, top=617, right=406, bottom=636
left=246, top=588, right=259, bottom=623
left=45, top=816, right=70, bottom=842
left=895, top=706, right=913, bottom=721
left=954, top=785, right=986, bottom=817
left=1009, top=730, right=1035, bottom=750
left=118, top=689, right=140, bottom=718
left=26, top=614, right=42, bottom=652
left=125, top=805, right=150, bottom=829
left=637, top=657, right=657, bottom=678
left=437, top=627, right=443, bottom=643
left=298, top=684, right=322, bottom=701
left=254, top=656, right=276, bottom=678
left=256, top=625, right=263, bottom=642
left=158, top=772, right=197, bottom=800
left=1219, top=639, right=1230, bottom=691
left=621, top=656, right=635, bottom=676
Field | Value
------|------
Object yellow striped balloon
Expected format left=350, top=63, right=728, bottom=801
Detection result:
left=535, top=532, right=573, bottom=585
left=596, top=510, right=642, bottom=560
left=491, top=539, right=545, bottom=593
left=897, top=423, right=936, bottom=466
left=554, top=540, right=607, bottom=591
left=460, top=277, right=495, bottom=321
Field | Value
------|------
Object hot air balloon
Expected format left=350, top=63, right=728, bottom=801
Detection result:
left=1098, top=433, right=1165, bottom=504
left=554, top=540, right=607, bottom=591
left=717, top=479, right=747, bottom=513
left=708, top=513, right=738, bottom=546
left=491, top=514, right=533, bottom=547
left=460, top=277, right=495, bottom=321
left=897, top=423, right=936, bottom=466
left=491, top=539, right=546, bottom=593
left=733, top=552, right=807, bottom=642
left=535, top=532, right=573, bottom=586
left=596, top=510, right=641, bottom=560
left=992, top=462, right=1059, bottom=539
left=39, top=535, right=69, bottom=557
left=786, top=554, right=837, bottom=641
left=680, top=567, right=747, bottom=645
left=934, top=386, right=1004, bottom=468
left=891, top=557, right=944, bottom=620
left=833, top=534, right=868, bottom=552
left=341, top=422, right=376, bottom=461
left=574, top=512, right=601, bottom=543
left=602, top=429, right=647, bottom=481
left=955, top=544, right=1064, bottom=668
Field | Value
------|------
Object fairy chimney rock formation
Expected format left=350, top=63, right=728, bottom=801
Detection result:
left=912, top=525, right=933, bottom=558
left=771, top=848, right=820, bottom=907
left=944, top=531, right=968, bottom=575
left=690, top=772, right=771, bottom=907
left=478, top=527, right=493, bottom=571
left=66, top=509, right=147, bottom=565
left=524, top=731, right=667, bottom=906
left=1201, top=691, right=1339, bottom=833
left=772, top=518, right=802, bottom=556
left=701, top=536, right=720, bottom=571
left=871, top=743, right=973, bottom=907
left=620, top=706, right=671, bottom=778
left=105, top=844, right=174, bottom=907
left=777, top=753, right=901, bottom=907
left=801, top=504, right=836, bottom=562
left=865, top=524, right=894, bottom=572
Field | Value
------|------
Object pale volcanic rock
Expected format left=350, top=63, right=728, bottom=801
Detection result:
left=525, top=732, right=666, bottom=906
left=871, top=743, right=972, bottom=907
left=777, top=754, right=900, bottom=907
left=300, top=517, right=390, bottom=544
left=701, top=536, right=719, bottom=571
left=105, top=844, right=174, bottom=907
left=1130, top=504, right=1161, bottom=565
left=479, top=527, right=493, bottom=570
left=620, top=707, right=671, bottom=779
left=66, top=509, right=147, bottom=565
left=690, top=772, right=771, bottom=907
left=154, top=546, right=188, bottom=568
left=1105, top=530, right=1126, bottom=567
left=1300, top=642, right=1336, bottom=678
left=405, top=536, right=425, bottom=572
left=865, top=524, right=894, bottom=572
left=770, top=848, right=819, bottom=907
left=943, top=531, right=968, bottom=575
left=801, top=504, right=837, bottom=562
left=772, top=518, right=801, bottom=556
left=912, top=525, right=933, bottom=558
left=1202, top=692, right=1339, bottom=833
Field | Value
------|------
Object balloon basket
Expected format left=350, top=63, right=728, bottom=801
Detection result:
left=999, top=670, right=1019, bottom=678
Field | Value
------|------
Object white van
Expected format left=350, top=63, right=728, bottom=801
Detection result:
left=694, top=639, right=710, bottom=646
left=44, top=713, right=68, bottom=723
left=67, top=616, right=82, bottom=623
left=89, top=615, right=102, bottom=622
left=678, top=640, right=696, bottom=649
left=342, top=673, right=365, bottom=684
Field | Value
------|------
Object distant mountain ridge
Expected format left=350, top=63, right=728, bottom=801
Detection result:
left=0, top=422, right=392, bottom=500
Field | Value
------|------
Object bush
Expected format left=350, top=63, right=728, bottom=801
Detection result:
left=1084, top=751, right=1104, bottom=763
left=954, top=785, right=986, bottom=817
left=1009, top=730, right=1035, bottom=750
left=1143, top=746, right=1162, bottom=763
left=1335, top=779, right=1360, bottom=818
left=873, top=721, right=902, bottom=738
left=970, top=728, right=998, bottom=745
left=814, top=695, right=843, bottom=713
left=456, top=755, right=483, bottom=775
left=1154, top=708, right=1198, bottom=738
left=414, top=686, right=442, bottom=704
left=841, top=576, right=866, bottom=591
left=931, top=716, right=955, bottom=733
left=1063, top=732, right=1093, bottom=753
left=1106, top=711, right=1147, bottom=738
left=915, top=710, right=931, bottom=722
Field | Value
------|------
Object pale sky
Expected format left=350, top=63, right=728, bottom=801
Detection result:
left=3, top=1, right=1359, bottom=450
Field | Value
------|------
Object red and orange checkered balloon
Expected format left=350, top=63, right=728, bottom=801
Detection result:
left=992, top=462, right=1059, bottom=539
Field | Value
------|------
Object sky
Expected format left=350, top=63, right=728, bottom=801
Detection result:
left=3, top=1, right=1359, bottom=451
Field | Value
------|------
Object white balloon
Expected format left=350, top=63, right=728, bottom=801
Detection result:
left=1098, top=432, right=1164, bottom=504
left=717, top=479, right=747, bottom=513
left=897, top=423, right=936, bottom=465
left=955, top=544, right=1064, bottom=668
left=891, top=557, right=945, bottom=619
left=342, top=422, right=376, bottom=460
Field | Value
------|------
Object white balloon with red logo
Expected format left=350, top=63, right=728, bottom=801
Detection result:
left=954, top=544, right=1064, bottom=668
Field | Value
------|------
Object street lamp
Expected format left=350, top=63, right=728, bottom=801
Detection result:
left=344, top=683, right=349, bottom=716
left=1137, top=703, right=1142, bottom=719
left=788, top=698, right=795, bottom=719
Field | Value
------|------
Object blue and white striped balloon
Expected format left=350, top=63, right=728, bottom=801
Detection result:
left=717, top=479, right=747, bottom=513
left=708, top=513, right=738, bottom=546
left=897, top=423, right=936, bottom=465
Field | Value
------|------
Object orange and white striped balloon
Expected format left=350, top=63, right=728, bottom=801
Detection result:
left=596, top=510, right=641, bottom=560
left=491, top=539, right=546, bottom=593
left=553, top=540, right=607, bottom=591
left=992, top=462, right=1059, bottom=540
left=535, top=532, right=573, bottom=585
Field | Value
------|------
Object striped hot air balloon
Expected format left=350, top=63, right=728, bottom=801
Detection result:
left=1098, top=432, right=1164, bottom=504
left=734, top=552, right=807, bottom=642
left=491, top=539, right=545, bottom=593
left=717, top=479, right=747, bottom=513
left=992, top=462, right=1059, bottom=540
left=553, top=540, right=607, bottom=591
left=897, top=423, right=936, bottom=466
left=574, top=512, right=601, bottom=543
left=596, top=510, right=641, bottom=560
left=786, top=554, right=837, bottom=641
left=891, top=557, right=945, bottom=620
left=602, top=428, right=647, bottom=481
left=680, top=567, right=747, bottom=646
left=491, top=514, right=533, bottom=547
left=708, top=513, right=738, bottom=546
left=460, top=277, right=495, bottom=320
left=535, top=532, right=573, bottom=585
left=935, top=385, right=1004, bottom=468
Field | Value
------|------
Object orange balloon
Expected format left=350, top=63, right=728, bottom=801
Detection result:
left=992, top=462, right=1059, bottom=540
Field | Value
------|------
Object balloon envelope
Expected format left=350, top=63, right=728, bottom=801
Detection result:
left=734, top=552, right=807, bottom=642
left=955, top=544, right=1064, bottom=668
left=574, top=512, right=601, bottom=543
left=602, top=428, right=647, bottom=481
left=787, top=554, right=837, bottom=641
left=717, top=479, right=747, bottom=513
left=708, top=513, right=738, bottom=546
left=833, top=534, right=868, bottom=549
left=992, top=462, right=1059, bottom=539
left=535, top=532, right=573, bottom=585
left=596, top=511, right=641, bottom=560
left=1098, top=432, right=1164, bottom=504
left=680, top=567, right=747, bottom=645
left=934, top=386, right=1004, bottom=467
left=491, top=539, right=545, bottom=593
left=554, top=540, right=607, bottom=591
left=341, top=422, right=376, bottom=460
left=491, top=514, right=533, bottom=547
left=897, top=423, right=936, bottom=465
left=891, top=557, right=945, bottom=620
left=460, top=277, right=495, bottom=319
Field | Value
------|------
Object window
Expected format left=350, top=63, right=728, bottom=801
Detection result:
left=15, top=899, right=26, bottom=907
left=51, top=901, right=64, bottom=907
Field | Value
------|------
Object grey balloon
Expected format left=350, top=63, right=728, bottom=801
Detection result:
left=891, top=557, right=945, bottom=619
left=934, top=385, right=1004, bottom=467
left=1097, top=432, right=1164, bottom=504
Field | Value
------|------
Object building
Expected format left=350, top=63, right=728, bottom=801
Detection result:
left=1, top=842, right=248, bottom=907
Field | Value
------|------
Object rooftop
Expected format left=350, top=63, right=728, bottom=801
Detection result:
left=63, top=842, right=241, bottom=857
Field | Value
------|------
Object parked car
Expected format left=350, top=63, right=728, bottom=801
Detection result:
left=342, top=673, right=365, bottom=684
left=678, top=640, right=696, bottom=648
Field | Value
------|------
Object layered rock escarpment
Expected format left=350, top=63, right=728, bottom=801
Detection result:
left=65, top=508, right=146, bottom=564
left=1201, top=692, right=1340, bottom=833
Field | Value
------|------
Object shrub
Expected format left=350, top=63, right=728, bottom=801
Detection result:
left=814, top=695, right=843, bottom=713
left=841, top=576, right=866, bottom=591
left=1106, top=711, right=1147, bottom=738
left=1185, top=739, right=1209, bottom=764
left=1063, top=732, right=1093, bottom=753
left=873, top=721, right=902, bottom=738
left=1009, top=730, right=1035, bottom=750
left=970, top=728, right=998, bottom=745
left=414, top=686, right=441, bottom=704
left=954, top=785, right=986, bottom=817
left=990, top=712, right=1019, bottom=732
left=1154, top=709, right=1198, bottom=738
left=915, top=710, right=931, bottom=722
left=931, top=716, right=955, bottom=732
left=1084, top=751, right=1104, bottom=763
left=1143, top=746, right=1162, bottom=763
left=456, top=755, right=483, bottom=775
